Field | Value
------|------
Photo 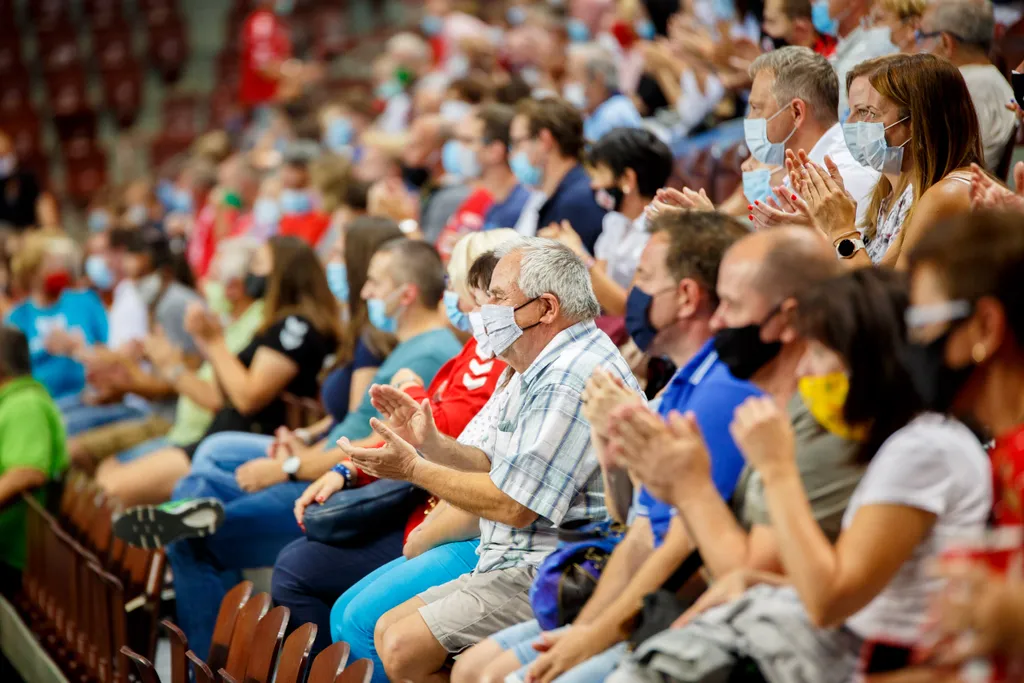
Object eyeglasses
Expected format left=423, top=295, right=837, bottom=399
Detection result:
left=914, top=29, right=969, bottom=44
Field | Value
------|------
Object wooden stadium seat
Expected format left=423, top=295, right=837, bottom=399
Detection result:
left=121, top=646, right=161, bottom=683
left=208, top=580, right=254, bottom=674
left=162, top=619, right=190, bottom=683
left=275, top=623, right=317, bottom=683
left=306, top=641, right=350, bottom=683
left=238, top=605, right=290, bottom=683
left=188, top=650, right=217, bottom=683
left=336, top=659, right=373, bottom=683
left=221, top=593, right=272, bottom=682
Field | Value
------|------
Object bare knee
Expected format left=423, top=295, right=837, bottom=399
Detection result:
left=379, top=620, right=423, bottom=679
left=451, top=639, right=504, bottom=683
left=477, top=648, right=524, bottom=683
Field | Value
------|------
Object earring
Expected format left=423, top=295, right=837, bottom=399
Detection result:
left=971, top=343, right=987, bottom=364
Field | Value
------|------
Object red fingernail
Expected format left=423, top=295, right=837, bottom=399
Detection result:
left=791, top=194, right=797, bottom=200
left=754, top=200, right=760, bottom=205
left=748, top=215, right=754, bottom=221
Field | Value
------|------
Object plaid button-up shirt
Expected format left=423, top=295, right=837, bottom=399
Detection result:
left=473, top=320, right=642, bottom=573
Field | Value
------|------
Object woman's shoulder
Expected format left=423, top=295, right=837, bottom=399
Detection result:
left=873, top=413, right=988, bottom=470
left=921, top=171, right=973, bottom=206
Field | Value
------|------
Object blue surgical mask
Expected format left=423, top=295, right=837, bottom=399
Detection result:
left=279, top=189, right=313, bottom=216
left=168, top=187, right=193, bottom=214
left=507, top=6, right=526, bottom=26
left=743, top=104, right=795, bottom=166
left=326, top=262, right=349, bottom=303
left=510, top=151, right=542, bottom=187
left=625, top=287, right=659, bottom=352
left=444, top=290, right=470, bottom=331
left=87, top=210, right=110, bottom=233
left=421, top=14, right=444, bottom=36
left=563, top=82, right=587, bottom=110
left=567, top=18, right=590, bottom=42
left=635, top=19, right=656, bottom=40
left=842, top=117, right=909, bottom=174
left=811, top=0, right=838, bottom=37
left=253, top=196, right=281, bottom=232
left=742, top=169, right=774, bottom=204
left=442, top=140, right=464, bottom=177
left=460, top=143, right=482, bottom=180
left=275, top=0, right=294, bottom=14
left=376, top=80, right=403, bottom=100
left=367, top=294, right=399, bottom=333
left=324, top=117, right=354, bottom=152
left=85, top=255, right=114, bottom=291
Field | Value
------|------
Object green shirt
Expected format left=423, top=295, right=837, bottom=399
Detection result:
left=0, top=376, right=67, bottom=570
left=165, top=301, right=265, bottom=446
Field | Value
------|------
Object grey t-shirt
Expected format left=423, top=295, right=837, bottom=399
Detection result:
left=420, top=183, right=473, bottom=245
left=731, top=393, right=864, bottom=542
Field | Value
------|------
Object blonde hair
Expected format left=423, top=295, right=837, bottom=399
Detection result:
left=876, top=0, right=927, bottom=20
left=11, top=232, right=80, bottom=291
left=447, top=229, right=519, bottom=297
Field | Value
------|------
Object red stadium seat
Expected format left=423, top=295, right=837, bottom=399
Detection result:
left=101, top=65, right=144, bottom=129
left=151, top=134, right=193, bottom=169
left=94, top=25, right=136, bottom=72
left=163, top=94, right=198, bottom=140
left=29, top=0, right=72, bottom=33
left=45, top=67, right=90, bottom=116
left=1, top=113, right=43, bottom=160
left=65, top=151, right=108, bottom=206
left=0, top=68, right=32, bottom=119
left=0, top=35, right=23, bottom=75
left=39, top=30, right=83, bottom=74
left=148, top=19, right=189, bottom=84
left=62, top=133, right=103, bottom=163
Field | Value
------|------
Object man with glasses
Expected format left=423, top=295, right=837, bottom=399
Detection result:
left=916, top=0, right=1014, bottom=171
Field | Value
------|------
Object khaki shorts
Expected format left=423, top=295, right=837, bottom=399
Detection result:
left=71, top=415, right=173, bottom=463
left=417, top=566, right=536, bottom=654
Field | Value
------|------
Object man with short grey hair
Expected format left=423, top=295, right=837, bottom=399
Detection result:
left=729, top=46, right=878, bottom=226
left=346, top=237, right=642, bottom=682
left=565, top=43, right=643, bottom=142
left=918, top=0, right=1014, bottom=171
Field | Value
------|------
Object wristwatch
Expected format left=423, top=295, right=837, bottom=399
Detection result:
left=835, top=235, right=865, bottom=260
left=282, top=456, right=301, bottom=482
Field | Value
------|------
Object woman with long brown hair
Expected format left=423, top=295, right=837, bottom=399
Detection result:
left=96, top=236, right=341, bottom=505
left=788, top=53, right=983, bottom=269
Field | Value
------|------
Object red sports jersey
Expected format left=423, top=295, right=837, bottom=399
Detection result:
left=278, top=212, right=331, bottom=247
left=239, top=9, right=291, bottom=107
left=434, top=187, right=493, bottom=263
left=991, top=424, right=1024, bottom=526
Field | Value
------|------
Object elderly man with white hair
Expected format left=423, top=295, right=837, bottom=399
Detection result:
left=340, top=237, right=642, bottom=682
left=564, top=43, right=644, bottom=142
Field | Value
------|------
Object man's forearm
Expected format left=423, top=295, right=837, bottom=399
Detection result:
left=588, top=520, right=694, bottom=639
left=574, top=524, right=655, bottom=625
left=423, top=433, right=492, bottom=472
left=297, top=446, right=343, bottom=481
left=0, top=468, right=47, bottom=510
left=409, top=458, right=536, bottom=528
left=674, top=479, right=751, bottom=580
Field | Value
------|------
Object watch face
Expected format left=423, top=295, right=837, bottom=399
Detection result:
left=282, top=456, right=301, bottom=474
left=838, top=239, right=856, bottom=258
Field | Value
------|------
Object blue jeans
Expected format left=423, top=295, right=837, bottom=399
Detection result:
left=492, top=620, right=627, bottom=683
left=329, top=540, right=479, bottom=683
left=58, top=394, right=148, bottom=437
left=166, top=432, right=308, bottom=660
left=271, top=531, right=407, bottom=656
left=116, top=436, right=170, bottom=463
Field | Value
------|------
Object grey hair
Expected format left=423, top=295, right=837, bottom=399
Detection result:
left=215, top=236, right=259, bottom=283
left=929, top=0, right=995, bottom=50
left=581, top=46, right=619, bottom=92
left=496, top=237, right=600, bottom=322
left=748, top=46, right=839, bottom=126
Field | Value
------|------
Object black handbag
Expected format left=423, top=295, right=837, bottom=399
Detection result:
left=302, top=478, right=425, bottom=546
left=630, top=549, right=705, bottom=648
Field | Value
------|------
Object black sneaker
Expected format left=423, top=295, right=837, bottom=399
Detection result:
left=113, top=498, right=225, bottom=549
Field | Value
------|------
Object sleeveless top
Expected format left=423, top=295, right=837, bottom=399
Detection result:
left=865, top=172, right=971, bottom=264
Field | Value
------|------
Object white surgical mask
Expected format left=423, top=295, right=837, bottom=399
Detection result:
left=479, top=300, right=539, bottom=356
left=563, top=82, right=587, bottom=110
left=468, top=311, right=493, bottom=359
left=842, top=117, right=909, bottom=174
left=743, top=104, right=795, bottom=166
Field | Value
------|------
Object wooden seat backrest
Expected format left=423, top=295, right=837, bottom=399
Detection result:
left=274, top=623, right=317, bottom=683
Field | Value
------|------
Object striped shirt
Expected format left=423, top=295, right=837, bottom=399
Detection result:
left=475, top=320, right=642, bottom=573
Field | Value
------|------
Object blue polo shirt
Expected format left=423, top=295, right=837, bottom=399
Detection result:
left=584, top=93, right=644, bottom=142
left=535, top=164, right=607, bottom=255
left=483, top=184, right=532, bottom=231
left=634, top=340, right=761, bottom=547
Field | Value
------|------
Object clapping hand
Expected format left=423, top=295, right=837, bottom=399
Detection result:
left=142, top=329, right=183, bottom=370
left=44, top=327, right=84, bottom=357
left=606, top=405, right=712, bottom=504
left=293, top=469, right=347, bottom=529
left=749, top=188, right=813, bottom=230
left=729, top=396, right=796, bottom=481
left=790, top=151, right=858, bottom=242
left=184, top=302, right=223, bottom=343
left=368, top=384, right=442, bottom=452
left=537, top=221, right=586, bottom=258
left=969, top=162, right=1024, bottom=213
left=652, top=187, right=715, bottom=212
left=338, top=418, right=419, bottom=482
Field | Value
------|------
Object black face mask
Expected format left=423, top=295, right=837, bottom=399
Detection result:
left=244, top=273, right=267, bottom=300
left=762, top=34, right=789, bottom=51
left=401, top=165, right=431, bottom=189
left=713, top=310, right=783, bottom=380
left=1012, top=71, right=1024, bottom=112
left=902, top=328, right=975, bottom=414
left=594, top=186, right=625, bottom=213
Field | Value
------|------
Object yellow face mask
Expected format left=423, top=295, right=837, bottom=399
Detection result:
left=798, top=372, right=869, bottom=442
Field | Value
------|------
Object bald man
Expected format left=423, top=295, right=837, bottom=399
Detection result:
left=607, top=227, right=864, bottom=583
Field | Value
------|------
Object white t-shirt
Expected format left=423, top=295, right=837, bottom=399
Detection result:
left=511, top=190, right=547, bottom=238
left=594, top=212, right=650, bottom=290
left=844, top=413, right=992, bottom=642
left=108, top=280, right=149, bottom=350
left=960, top=64, right=1016, bottom=171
